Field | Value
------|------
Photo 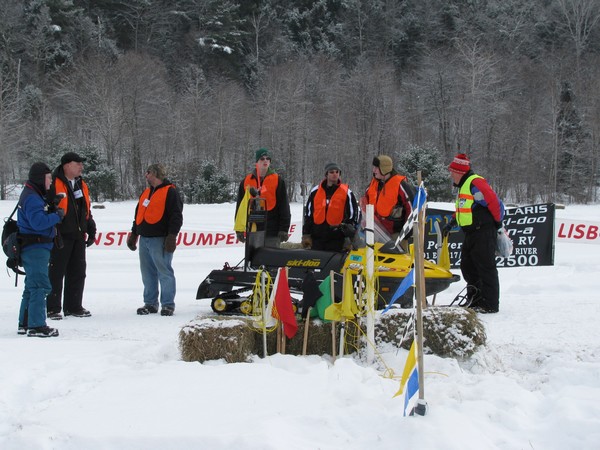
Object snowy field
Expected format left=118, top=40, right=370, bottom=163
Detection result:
left=1, top=200, right=599, bottom=450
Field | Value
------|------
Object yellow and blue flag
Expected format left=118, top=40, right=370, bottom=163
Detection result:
left=394, top=340, right=419, bottom=416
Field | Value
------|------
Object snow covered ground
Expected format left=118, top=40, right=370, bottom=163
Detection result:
left=1, top=200, right=599, bottom=450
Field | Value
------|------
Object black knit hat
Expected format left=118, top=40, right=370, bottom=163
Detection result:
left=28, top=162, right=52, bottom=192
left=324, top=162, right=341, bottom=174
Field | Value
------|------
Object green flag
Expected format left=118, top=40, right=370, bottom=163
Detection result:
left=315, top=275, right=333, bottom=322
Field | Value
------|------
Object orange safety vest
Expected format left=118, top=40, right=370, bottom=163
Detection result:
left=365, top=175, right=405, bottom=217
left=243, top=173, right=279, bottom=211
left=135, top=185, right=173, bottom=225
left=313, top=183, right=348, bottom=226
left=54, top=178, right=91, bottom=220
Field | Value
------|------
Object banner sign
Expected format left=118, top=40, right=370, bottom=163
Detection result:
left=90, top=224, right=300, bottom=249
left=555, top=219, right=600, bottom=244
left=424, top=203, right=555, bottom=268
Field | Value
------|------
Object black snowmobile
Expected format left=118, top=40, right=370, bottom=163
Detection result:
left=196, top=196, right=459, bottom=314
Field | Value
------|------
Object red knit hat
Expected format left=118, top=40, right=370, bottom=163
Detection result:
left=448, top=153, right=471, bottom=174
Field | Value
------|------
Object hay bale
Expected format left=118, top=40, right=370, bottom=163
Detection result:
left=252, top=319, right=344, bottom=356
left=180, top=307, right=486, bottom=362
left=179, top=316, right=255, bottom=363
left=377, top=307, right=486, bottom=358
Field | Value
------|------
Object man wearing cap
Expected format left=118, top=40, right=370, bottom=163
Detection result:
left=17, top=162, right=64, bottom=337
left=302, top=162, right=360, bottom=252
left=127, top=164, right=184, bottom=316
left=444, top=153, right=504, bottom=314
left=46, top=152, right=97, bottom=319
left=364, top=155, right=415, bottom=247
left=235, top=148, right=291, bottom=248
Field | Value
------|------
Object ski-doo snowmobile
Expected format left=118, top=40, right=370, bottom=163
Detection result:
left=196, top=196, right=459, bottom=314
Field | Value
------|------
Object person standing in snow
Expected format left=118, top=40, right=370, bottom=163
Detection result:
left=235, top=148, right=291, bottom=248
left=302, top=162, right=360, bottom=252
left=46, top=152, right=97, bottom=320
left=127, top=163, right=184, bottom=316
left=443, top=153, right=504, bottom=314
left=363, top=154, right=416, bottom=249
left=17, top=163, right=64, bottom=337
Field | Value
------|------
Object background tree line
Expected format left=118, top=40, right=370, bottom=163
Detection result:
left=1, top=0, right=599, bottom=204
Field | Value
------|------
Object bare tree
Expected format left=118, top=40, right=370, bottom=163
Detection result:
left=556, top=0, right=600, bottom=68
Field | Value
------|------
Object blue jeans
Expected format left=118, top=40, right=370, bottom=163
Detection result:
left=19, top=247, right=52, bottom=328
left=138, top=236, right=176, bottom=309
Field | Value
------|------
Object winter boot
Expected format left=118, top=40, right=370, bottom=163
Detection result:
left=160, top=306, right=175, bottom=316
left=137, top=304, right=159, bottom=315
left=27, top=326, right=59, bottom=338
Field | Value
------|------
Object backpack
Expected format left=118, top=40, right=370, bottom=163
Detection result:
left=2, top=204, right=26, bottom=278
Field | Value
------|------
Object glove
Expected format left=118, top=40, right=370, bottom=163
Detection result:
left=442, top=223, right=452, bottom=237
left=86, top=233, right=96, bottom=247
left=164, top=234, right=177, bottom=253
left=56, top=208, right=65, bottom=221
left=442, top=219, right=456, bottom=237
left=126, top=232, right=138, bottom=251
left=236, top=231, right=246, bottom=243
left=301, top=235, right=312, bottom=249
left=341, top=223, right=357, bottom=238
left=278, top=231, right=289, bottom=243
left=342, top=237, right=352, bottom=252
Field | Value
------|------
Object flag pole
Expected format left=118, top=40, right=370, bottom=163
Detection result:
left=412, top=173, right=428, bottom=416
left=330, top=270, right=337, bottom=360
left=281, top=322, right=286, bottom=354
left=338, top=268, right=348, bottom=357
left=302, top=307, right=311, bottom=356
left=261, top=270, right=268, bottom=358
left=281, top=269, right=288, bottom=354
left=365, top=204, right=376, bottom=364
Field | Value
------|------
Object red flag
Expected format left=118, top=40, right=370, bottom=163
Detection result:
left=271, top=268, right=298, bottom=339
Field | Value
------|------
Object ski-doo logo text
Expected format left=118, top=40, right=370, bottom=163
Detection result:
left=286, top=259, right=322, bottom=267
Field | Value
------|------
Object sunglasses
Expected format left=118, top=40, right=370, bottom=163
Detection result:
left=259, top=156, right=271, bottom=161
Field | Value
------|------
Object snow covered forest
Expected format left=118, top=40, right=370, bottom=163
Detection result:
left=1, top=0, right=599, bottom=204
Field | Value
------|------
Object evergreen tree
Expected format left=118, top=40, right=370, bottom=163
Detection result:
left=555, top=81, right=591, bottom=202
left=395, top=143, right=452, bottom=202
left=184, top=161, right=234, bottom=204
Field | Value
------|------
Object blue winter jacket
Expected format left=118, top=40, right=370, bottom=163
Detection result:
left=17, top=183, right=62, bottom=251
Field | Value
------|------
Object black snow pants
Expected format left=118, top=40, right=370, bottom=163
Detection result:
left=460, top=225, right=499, bottom=311
left=47, top=237, right=87, bottom=313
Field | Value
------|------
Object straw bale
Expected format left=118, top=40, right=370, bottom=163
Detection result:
left=179, top=316, right=254, bottom=363
left=376, top=306, right=486, bottom=358
left=179, top=306, right=486, bottom=362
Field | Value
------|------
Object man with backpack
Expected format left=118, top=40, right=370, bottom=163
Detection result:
left=16, top=163, right=65, bottom=337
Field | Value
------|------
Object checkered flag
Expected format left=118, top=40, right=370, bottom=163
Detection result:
left=394, top=184, right=427, bottom=247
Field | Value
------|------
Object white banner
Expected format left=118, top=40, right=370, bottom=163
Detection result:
left=90, top=223, right=301, bottom=249
left=555, top=219, right=600, bottom=244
